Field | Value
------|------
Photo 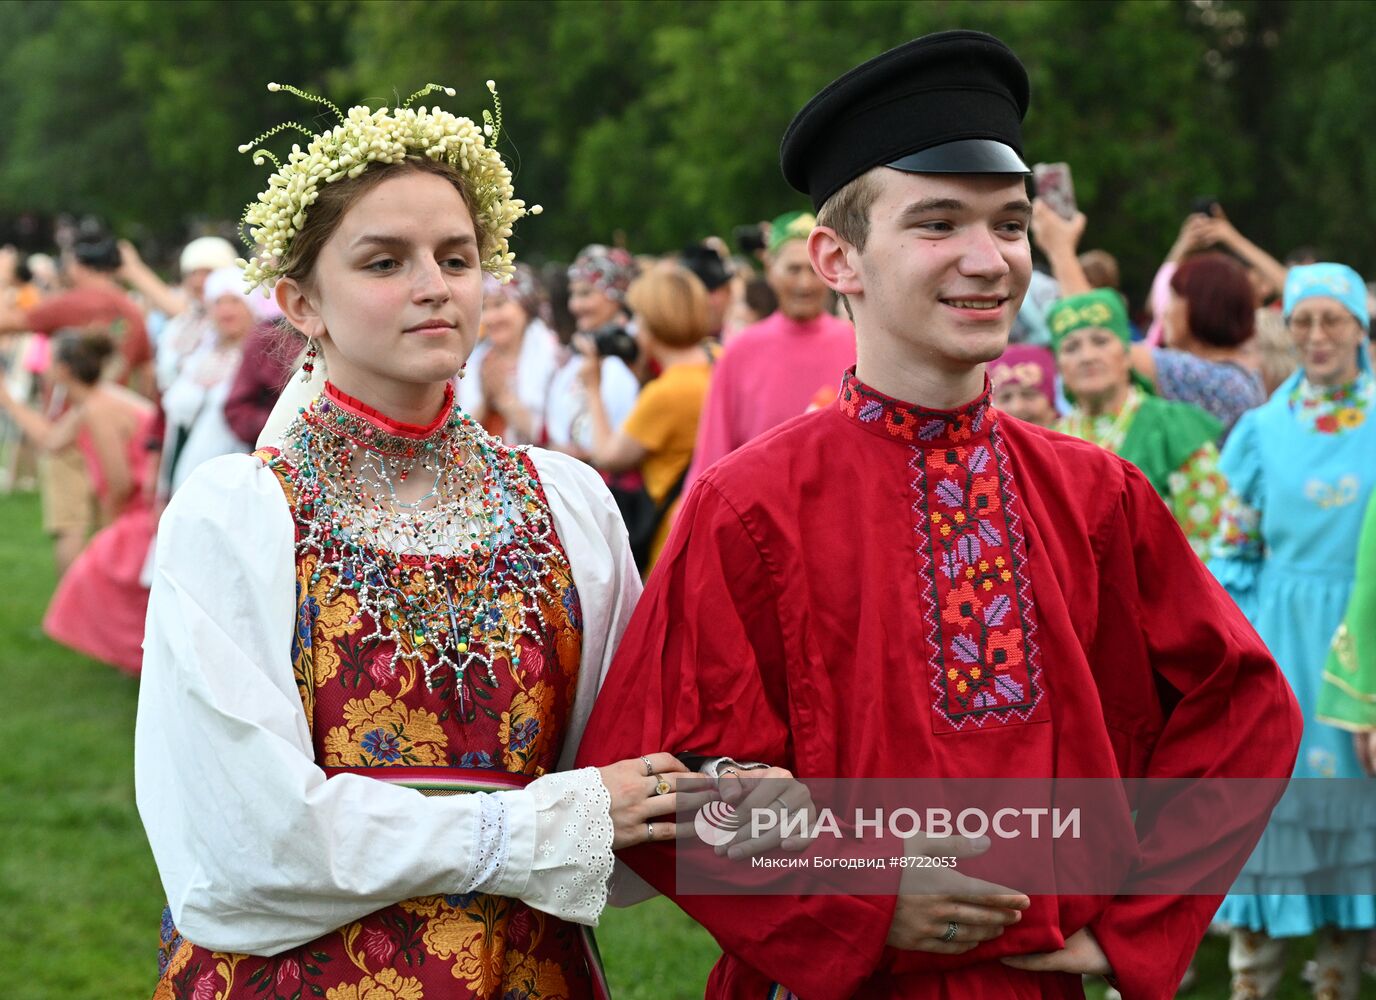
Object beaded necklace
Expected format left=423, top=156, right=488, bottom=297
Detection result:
left=275, top=382, right=561, bottom=699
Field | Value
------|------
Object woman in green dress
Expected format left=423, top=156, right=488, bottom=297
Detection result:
left=1048, top=289, right=1226, bottom=559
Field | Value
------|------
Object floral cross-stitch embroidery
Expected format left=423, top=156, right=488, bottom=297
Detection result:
left=1290, top=375, right=1373, bottom=435
left=914, top=432, right=1046, bottom=732
left=835, top=370, right=1046, bottom=731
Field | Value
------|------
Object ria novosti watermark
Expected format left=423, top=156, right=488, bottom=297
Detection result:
left=673, top=777, right=1376, bottom=896
left=731, top=804, right=1083, bottom=843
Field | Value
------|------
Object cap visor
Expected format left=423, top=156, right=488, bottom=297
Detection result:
left=887, top=138, right=1030, bottom=175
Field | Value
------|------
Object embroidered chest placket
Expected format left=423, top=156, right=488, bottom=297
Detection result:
left=839, top=371, right=1049, bottom=732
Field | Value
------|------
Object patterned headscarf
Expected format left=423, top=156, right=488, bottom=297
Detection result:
left=989, top=345, right=1056, bottom=406
left=567, top=244, right=638, bottom=302
left=482, top=262, right=544, bottom=317
left=1046, top=289, right=1131, bottom=354
left=1283, top=262, right=1369, bottom=329
left=768, top=210, right=817, bottom=255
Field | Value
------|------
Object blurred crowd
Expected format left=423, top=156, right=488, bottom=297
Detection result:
left=3, top=184, right=1376, bottom=994
left=0, top=200, right=1362, bottom=603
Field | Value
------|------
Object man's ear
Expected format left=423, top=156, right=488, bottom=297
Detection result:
left=808, top=226, right=862, bottom=297
left=275, top=277, right=325, bottom=340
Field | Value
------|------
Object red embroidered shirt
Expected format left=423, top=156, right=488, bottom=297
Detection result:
left=577, top=369, right=1300, bottom=1000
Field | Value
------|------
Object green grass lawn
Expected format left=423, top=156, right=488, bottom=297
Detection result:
left=0, top=489, right=1334, bottom=998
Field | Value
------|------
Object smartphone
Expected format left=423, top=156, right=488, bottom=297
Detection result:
left=732, top=224, right=767, bottom=256
left=1033, top=162, right=1077, bottom=220
left=1191, top=196, right=1219, bottom=217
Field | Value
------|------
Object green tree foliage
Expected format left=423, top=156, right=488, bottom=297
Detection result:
left=0, top=0, right=1371, bottom=299
left=0, top=0, right=352, bottom=237
left=1235, top=0, right=1376, bottom=272
left=0, top=2, right=152, bottom=225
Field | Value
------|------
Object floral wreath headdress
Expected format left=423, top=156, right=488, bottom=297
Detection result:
left=236, top=80, right=541, bottom=291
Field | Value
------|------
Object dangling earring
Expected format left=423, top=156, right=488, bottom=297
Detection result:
left=299, top=338, right=318, bottom=383
left=457, top=363, right=467, bottom=380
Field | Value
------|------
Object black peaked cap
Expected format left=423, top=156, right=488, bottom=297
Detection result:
left=780, top=30, right=1031, bottom=211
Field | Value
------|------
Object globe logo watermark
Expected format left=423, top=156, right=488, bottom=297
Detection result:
left=693, top=800, right=745, bottom=847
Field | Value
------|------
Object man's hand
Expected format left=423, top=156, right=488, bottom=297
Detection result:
left=714, top=765, right=817, bottom=859
left=886, top=834, right=1029, bottom=954
left=1001, top=926, right=1112, bottom=976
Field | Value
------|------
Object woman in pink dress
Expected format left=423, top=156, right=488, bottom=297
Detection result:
left=0, top=328, right=157, bottom=674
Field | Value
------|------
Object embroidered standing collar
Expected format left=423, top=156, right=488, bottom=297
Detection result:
left=317, top=381, right=459, bottom=456
left=837, top=367, right=995, bottom=447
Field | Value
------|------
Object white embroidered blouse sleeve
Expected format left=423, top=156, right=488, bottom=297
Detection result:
left=529, top=448, right=642, bottom=768
left=134, top=453, right=614, bottom=956
left=530, top=448, right=657, bottom=907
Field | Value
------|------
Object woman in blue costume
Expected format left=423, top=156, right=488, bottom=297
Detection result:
left=1210, top=263, right=1376, bottom=999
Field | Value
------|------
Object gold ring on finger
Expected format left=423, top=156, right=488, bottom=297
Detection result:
left=653, top=778, right=672, bottom=796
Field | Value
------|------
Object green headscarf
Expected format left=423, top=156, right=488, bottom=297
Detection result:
left=1046, top=289, right=1131, bottom=354
left=1047, top=288, right=1154, bottom=397
left=768, top=210, right=817, bottom=255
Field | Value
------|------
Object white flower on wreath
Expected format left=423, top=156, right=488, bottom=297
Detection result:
left=236, top=81, right=541, bottom=292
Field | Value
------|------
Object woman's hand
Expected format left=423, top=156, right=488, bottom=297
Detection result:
left=1030, top=199, right=1087, bottom=261
left=116, top=239, right=148, bottom=281
left=1165, top=213, right=1212, bottom=264
left=598, top=752, right=690, bottom=850
left=1195, top=211, right=1237, bottom=250
left=481, top=351, right=519, bottom=415
left=1001, top=926, right=1112, bottom=976
left=573, top=334, right=602, bottom=391
left=0, top=245, right=18, bottom=288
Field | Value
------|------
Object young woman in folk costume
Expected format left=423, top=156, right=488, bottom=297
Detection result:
left=135, top=82, right=786, bottom=1000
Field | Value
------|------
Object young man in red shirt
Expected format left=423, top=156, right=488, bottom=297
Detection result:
left=579, top=31, right=1300, bottom=999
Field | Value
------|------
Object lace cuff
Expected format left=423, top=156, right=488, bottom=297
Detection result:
left=488, top=767, right=614, bottom=926
left=455, top=792, right=511, bottom=895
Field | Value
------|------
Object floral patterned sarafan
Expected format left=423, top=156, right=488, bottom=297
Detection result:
left=1166, top=444, right=1229, bottom=562
left=153, top=447, right=598, bottom=1000
left=839, top=370, right=1048, bottom=732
